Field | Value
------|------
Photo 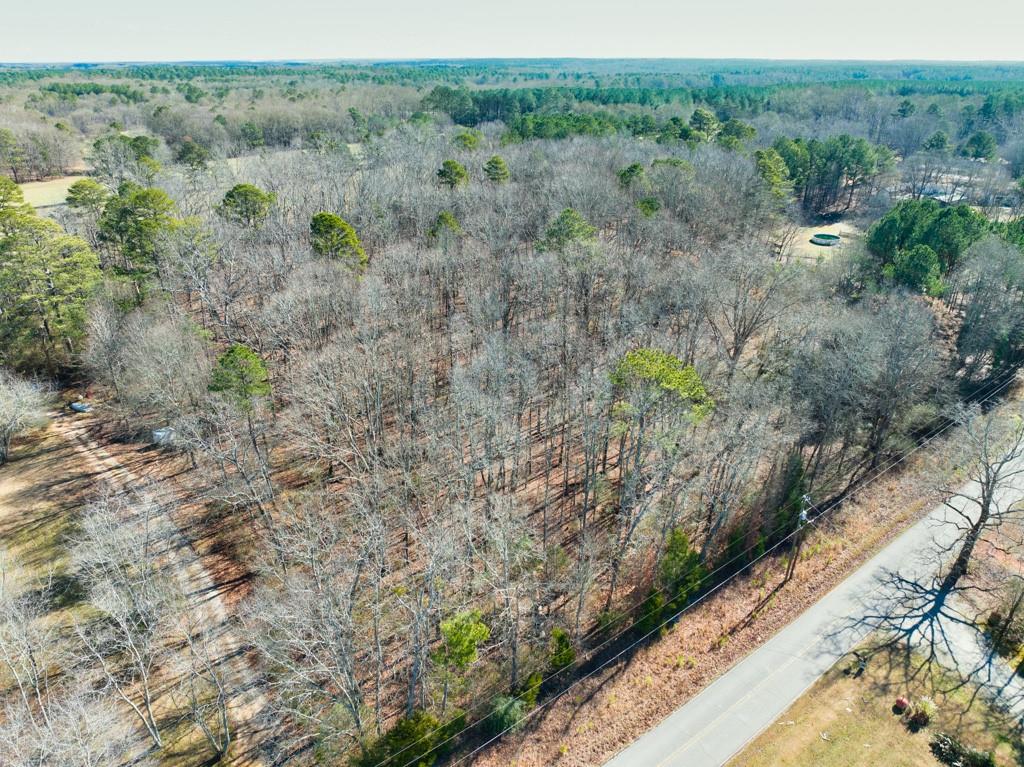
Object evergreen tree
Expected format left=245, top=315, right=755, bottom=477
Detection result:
left=310, top=211, right=367, bottom=271
left=483, top=154, right=510, bottom=183
left=218, top=183, right=276, bottom=228
left=437, top=159, right=469, bottom=189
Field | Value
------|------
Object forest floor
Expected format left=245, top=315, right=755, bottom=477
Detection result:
left=470, top=391, right=1023, bottom=767
left=726, top=643, right=1022, bottom=767
left=0, top=418, right=88, bottom=614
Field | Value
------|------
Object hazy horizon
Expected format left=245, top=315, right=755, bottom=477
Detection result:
left=5, top=56, right=1024, bottom=66
left=6, top=0, right=1024, bottom=63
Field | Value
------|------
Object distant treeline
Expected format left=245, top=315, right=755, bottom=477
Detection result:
left=5, top=59, right=1024, bottom=92
left=40, top=82, right=147, bottom=103
left=423, top=82, right=1024, bottom=127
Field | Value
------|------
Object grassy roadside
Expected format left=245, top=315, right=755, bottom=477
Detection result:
left=727, top=644, right=1022, bottom=766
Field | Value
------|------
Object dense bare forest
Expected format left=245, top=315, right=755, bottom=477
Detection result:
left=2, top=59, right=1024, bottom=766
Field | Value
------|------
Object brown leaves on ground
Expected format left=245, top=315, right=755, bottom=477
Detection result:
left=472, top=446, right=955, bottom=767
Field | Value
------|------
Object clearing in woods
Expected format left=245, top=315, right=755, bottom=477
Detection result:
left=17, top=175, right=86, bottom=208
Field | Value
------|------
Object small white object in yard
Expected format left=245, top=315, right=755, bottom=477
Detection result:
left=778, top=721, right=795, bottom=726
left=820, top=732, right=831, bottom=742
left=152, top=427, right=176, bottom=446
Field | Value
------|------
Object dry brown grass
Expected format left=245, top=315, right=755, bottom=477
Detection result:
left=727, top=644, right=1021, bottom=767
left=787, top=220, right=864, bottom=263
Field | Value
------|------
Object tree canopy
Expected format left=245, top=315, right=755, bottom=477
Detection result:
left=309, top=211, right=367, bottom=271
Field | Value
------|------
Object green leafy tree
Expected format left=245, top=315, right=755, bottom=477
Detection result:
left=868, top=199, right=989, bottom=275
left=65, top=178, right=109, bottom=216
left=98, top=182, right=177, bottom=284
left=962, top=131, right=998, bottom=161
left=891, top=244, right=942, bottom=294
left=894, top=99, right=916, bottom=119
left=611, top=348, right=712, bottom=419
left=483, top=154, right=510, bottom=183
left=0, top=194, right=101, bottom=372
left=658, top=529, right=706, bottom=612
left=353, top=710, right=464, bottom=767
left=453, top=130, right=482, bottom=150
left=310, top=212, right=367, bottom=271
left=0, top=176, right=31, bottom=231
left=518, top=671, right=543, bottom=709
left=431, top=609, right=489, bottom=715
left=923, top=130, right=950, bottom=153
left=437, top=159, right=468, bottom=189
left=773, top=134, right=892, bottom=215
left=487, top=696, right=526, bottom=735
left=635, top=589, right=667, bottom=635
left=217, top=183, right=276, bottom=228
left=754, top=148, right=793, bottom=202
left=636, top=529, right=705, bottom=635
left=239, top=121, right=264, bottom=149
left=435, top=610, right=489, bottom=670
left=688, top=107, right=720, bottom=140
left=90, top=133, right=161, bottom=185
left=175, top=138, right=210, bottom=170
left=867, top=199, right=938, bottom=262
left=428, top=210, right=462, bottom=241
left=617, top=162, right=646, bottom=190
left=540, top=208, right=596, bottom=252
left=605, top=348, right=712, bottom=609
left=657, top=118, right=701, bottom=144
left=209, top=343, right=271, bottom=411
left=922, top=206, right=991, bottom=272
left=771, top=136, right=811, bottom=196
left=636, top=196, right=661, bottom=218
left=717, top=118, right=756, bottom=150
left=422, top=85, right=479, bottom=126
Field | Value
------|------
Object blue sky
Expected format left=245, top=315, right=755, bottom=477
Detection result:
left=5, top=0, right=1023, bottom=63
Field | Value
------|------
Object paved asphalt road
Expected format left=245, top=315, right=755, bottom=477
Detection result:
left=604, top=469, right=1024, bottom=767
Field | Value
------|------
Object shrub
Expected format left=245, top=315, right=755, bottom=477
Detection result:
left=660, top=529, right=706, bottom=611
left=930, top=732, right=996, bottom=767
left=352, top=709, right=464, bottom=767
left=636, top=196, right=661, bottom=217
left=634, top=589, right=666, bottom=636
left=549, top=627, right=576, bottom=672
left=594, top=609, right=625, bottom=640
left=519, top=671, right=543, bottom=709
left=907, top=696, right=937, bottom=729
left=488, top=695, right=527, bottom=735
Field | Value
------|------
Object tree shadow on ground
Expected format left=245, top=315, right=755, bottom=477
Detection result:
left=832, top=562, right=1024, bottom=727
